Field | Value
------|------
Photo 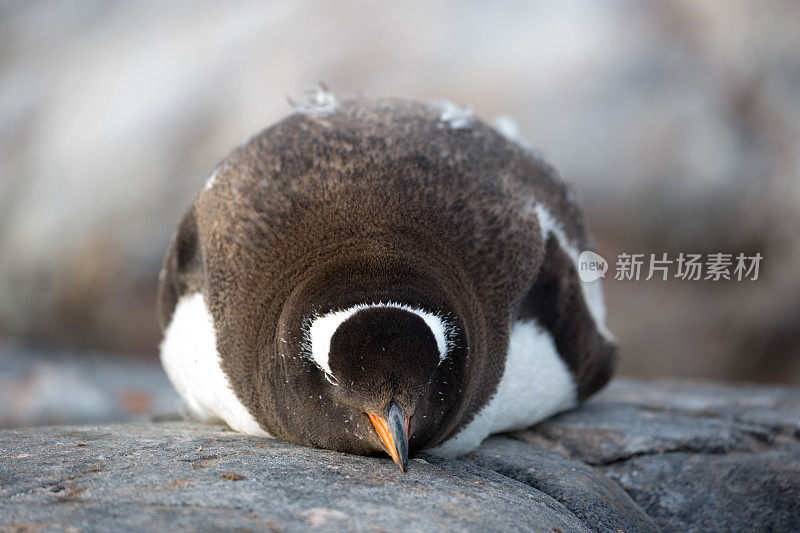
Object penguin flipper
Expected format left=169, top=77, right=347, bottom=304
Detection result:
left=519, top=234, right=617, bottom=401
left=157, top=205, right=203, bottom=331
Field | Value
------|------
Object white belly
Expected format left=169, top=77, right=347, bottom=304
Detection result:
left=428, top=319, right=576, bottom=457
left=160, top=292, right=271, bottom=437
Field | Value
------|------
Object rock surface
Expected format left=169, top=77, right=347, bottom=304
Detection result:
left=2, top=379, right=799, bottom=532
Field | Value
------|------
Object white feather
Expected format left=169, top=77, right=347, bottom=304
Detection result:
left=435, top=99, right=474, bottom=130
left=203, top=166, right=220, bottom=191
left=490, top=115, right=552, bottom=163
left=429, top=319, right=576, bottom=457
left=160, top=292, right=270, bottom=437
left=306, top=301, right=454, bottom=377
left=290, top=84, right=338, bottom=116
left=492, top=115, right=534, bottom=152
left=534, top=203, right=613, bottom=340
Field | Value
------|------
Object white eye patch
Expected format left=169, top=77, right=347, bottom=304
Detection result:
left=304, top=301, right=454, bottom=379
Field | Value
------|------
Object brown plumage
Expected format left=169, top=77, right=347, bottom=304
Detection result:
left=157, top=96, right=616, bottom=465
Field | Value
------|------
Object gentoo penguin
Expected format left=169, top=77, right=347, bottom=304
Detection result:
left=157, top=93, right=616, bottom=472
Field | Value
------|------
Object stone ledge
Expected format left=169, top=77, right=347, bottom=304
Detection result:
left=1, top=379, right=799, bottom=532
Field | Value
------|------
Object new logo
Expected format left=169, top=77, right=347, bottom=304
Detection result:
left=578, top=251, right=608, bottom=282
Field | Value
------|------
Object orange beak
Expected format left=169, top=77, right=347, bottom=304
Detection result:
left=367, top=402, right=410, bottom=472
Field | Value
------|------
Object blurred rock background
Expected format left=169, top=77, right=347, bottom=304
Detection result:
left=1, top=0, right=799, bottom=384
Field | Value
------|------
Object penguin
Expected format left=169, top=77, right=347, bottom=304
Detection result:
left=156, top=93, right=616, bottom=472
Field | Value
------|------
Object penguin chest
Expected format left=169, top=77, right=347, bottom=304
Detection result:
left=429, top=319, right=577, bottom=457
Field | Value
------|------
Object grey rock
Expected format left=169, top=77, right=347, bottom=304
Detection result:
left=597, top=378, right=800, bottom=438
left=600, top=446, right=800, bottom=532
left=464, top=436, right=658, bottom=532
left=1, top=375, right=799, bottom=532
left=0, top=422, right=587, bottom=532
left=512, top=378, right=800, bottom=466
left=508, top=378, right=800, bottom=531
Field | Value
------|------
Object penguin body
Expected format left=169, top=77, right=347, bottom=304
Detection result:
left=157, top=96, right=616, bottom=465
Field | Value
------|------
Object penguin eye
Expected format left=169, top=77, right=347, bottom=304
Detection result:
left=324, top=372, right=339, bottom=386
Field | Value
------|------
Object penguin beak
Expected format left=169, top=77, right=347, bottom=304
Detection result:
left=367, top=402, right=410, bottom=472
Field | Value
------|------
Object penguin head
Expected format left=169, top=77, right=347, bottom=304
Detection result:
left=222, top=252, right=474, bottom=473
left=308, top=305, right=446, bottom=471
